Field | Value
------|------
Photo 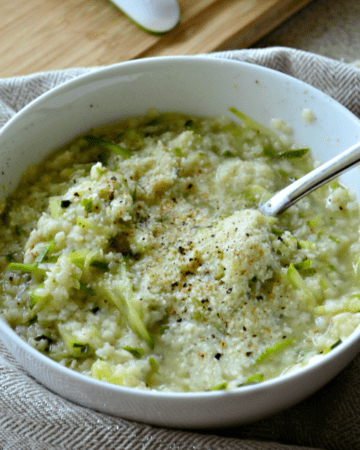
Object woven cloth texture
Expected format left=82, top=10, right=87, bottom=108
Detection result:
left=0, top=47, right=360, bottom=450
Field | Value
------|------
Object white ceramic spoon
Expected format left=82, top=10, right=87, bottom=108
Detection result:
left=110, top=0, right=180, bottom=33
left=259, top=141, right=360, bottom=216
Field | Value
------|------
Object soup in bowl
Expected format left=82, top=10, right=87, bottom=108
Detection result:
left=0, top=56, right=360, bottom=428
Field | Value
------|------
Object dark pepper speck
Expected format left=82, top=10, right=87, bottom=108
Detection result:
left=61, top=200, right=71, bottom=208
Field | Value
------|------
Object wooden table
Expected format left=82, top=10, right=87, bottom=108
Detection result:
left=1, top=0, right=312, bottom=78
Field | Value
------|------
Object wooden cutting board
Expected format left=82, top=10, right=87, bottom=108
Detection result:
left=0, top=0, right=312, bottom=77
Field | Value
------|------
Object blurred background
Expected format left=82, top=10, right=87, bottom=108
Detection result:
left=1, top=0, right=360, bottom=78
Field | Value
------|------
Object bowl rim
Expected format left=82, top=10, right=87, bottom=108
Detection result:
left=3, top=54, right=360, bottom=136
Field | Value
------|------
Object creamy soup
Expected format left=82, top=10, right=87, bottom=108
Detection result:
left=1, top=110, right=360, bottom=392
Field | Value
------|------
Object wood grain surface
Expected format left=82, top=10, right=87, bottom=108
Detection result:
left=0, top=0, right=312, bottom=77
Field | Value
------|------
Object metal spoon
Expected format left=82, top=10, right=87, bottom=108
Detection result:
left=259, top=141, right=360, bottom=216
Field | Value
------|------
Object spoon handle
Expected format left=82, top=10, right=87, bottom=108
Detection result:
left=259, top=141, right=360, bottom=216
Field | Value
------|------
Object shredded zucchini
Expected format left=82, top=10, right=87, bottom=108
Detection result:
left=8, top=263, right=46, bottom=276
left=85, top=136, right=132, bottom=159
left=294, top=260, right=312, bottom=271
left=104, top=268, right=154, bottom=349
left=123, top=346, right=144, bottom=359
left=68, top=248, right=91, bottom=267
left=48, top=196, right=63, bottom=219
left=316, top=294, right=360, bottom=315
left=254, top=338, right=294, bottom=364
left=323, top=338, right=342, bottom=354
left=244, top=373, right=265, bottom=384
left=80, top=198, right=93, bottom=213
left=209, top=382, right=228, bottom=391
left=29, top=284, right=52, bottom=310
left=35, top=241, right=56, bottom=263
left=58, top=326, right=93, bottom=357
left=79, top=281, right=97, bottom=296
left=145, top=356, right=159, bottom=386
left=229, top=107, right=309, bottom=158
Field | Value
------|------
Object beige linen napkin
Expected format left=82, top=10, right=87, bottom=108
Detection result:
left=1, top=47, right=360, bottom=450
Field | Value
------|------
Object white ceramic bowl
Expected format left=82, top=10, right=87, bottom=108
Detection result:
left=1, top=56, right=360, bottom=429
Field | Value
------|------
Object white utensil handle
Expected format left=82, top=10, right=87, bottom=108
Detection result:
left=111, top=0, right=180, bottom=33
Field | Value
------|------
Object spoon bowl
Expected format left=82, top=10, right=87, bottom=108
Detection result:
left=260, top=140, right=360, bottom=215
